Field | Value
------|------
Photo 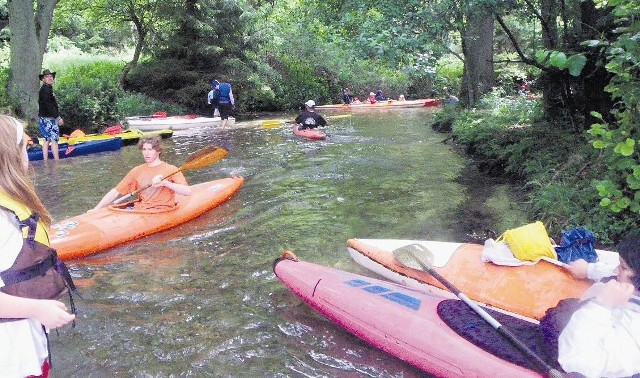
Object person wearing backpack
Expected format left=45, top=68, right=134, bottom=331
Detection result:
left=550, top=231, right=640, bottom=377
left=210, top=79, right=235, bottom=129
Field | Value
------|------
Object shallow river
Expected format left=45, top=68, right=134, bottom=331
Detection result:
left=34, top=108, right=527, bottom=377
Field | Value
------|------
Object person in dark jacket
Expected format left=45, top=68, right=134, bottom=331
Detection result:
left=211, top=80, right=235, bottom=129
left=38, top=69, right=64, bottom=161
left=294, top=100, right=328, bottom=130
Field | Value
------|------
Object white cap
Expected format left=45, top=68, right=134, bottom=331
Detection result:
left=304, top=100, right=315, bottom=108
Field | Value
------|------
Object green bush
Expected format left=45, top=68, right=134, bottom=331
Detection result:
left=52, top=60, right=185, bottom=133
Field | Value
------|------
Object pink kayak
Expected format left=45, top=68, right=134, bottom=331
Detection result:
left=274, top=253, right=548, bottom=378
left=292, top=125, right=326, bottom=140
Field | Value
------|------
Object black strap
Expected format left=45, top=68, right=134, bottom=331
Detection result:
left=0, top=252, right=56, bottom=285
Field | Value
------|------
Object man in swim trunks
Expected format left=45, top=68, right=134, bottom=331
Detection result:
left=38, top=69, right=64, bottom=161
left=92, top=136, right=191, bottom=211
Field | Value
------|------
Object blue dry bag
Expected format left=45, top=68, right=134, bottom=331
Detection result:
left=554, top=227, right=598, bottom=264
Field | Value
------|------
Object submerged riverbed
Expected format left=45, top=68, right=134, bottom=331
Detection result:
left=35, top=108, right=527, bottom=377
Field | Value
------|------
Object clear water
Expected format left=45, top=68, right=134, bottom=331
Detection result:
left=32, top=108, right=527, bottom=377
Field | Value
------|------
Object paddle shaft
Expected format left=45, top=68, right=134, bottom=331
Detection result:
left=409, top=253, right=565, bottom=378
left=112, top=169, right=182, bottom=205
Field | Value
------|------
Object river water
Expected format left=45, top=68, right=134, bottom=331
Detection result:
left=33, top=108, right=527, bottom=377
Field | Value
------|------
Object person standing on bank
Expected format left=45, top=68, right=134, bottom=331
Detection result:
left=0, top=115, right=76, bottom=377
left=294, top=100, right=328, bottom=130
left=207, top=81, right=220, bottom=118
left=211, top=80, right=234, bottom=129
left=38, top=69, right=64, bottom=161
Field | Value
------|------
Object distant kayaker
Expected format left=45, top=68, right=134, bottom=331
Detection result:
left=294, top=100, right=328, bottom=130
left=366, top=92, right=377, bottom=104
left=550, top=231, right=640, bottom=376
left=375, top=89, right=388, bottom=101
left=92, top=136, right=192, bottom=211
left=0, top=115, right=76, bottom=377
left=443, top=87, right=459, bottom=106
left=210, top=79, right=235, bottom=129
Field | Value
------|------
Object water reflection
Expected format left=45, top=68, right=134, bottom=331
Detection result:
left=33, top=108, right=525, bottom=377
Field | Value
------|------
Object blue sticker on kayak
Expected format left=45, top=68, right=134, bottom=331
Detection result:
left=343, top=280, right=421, bottom=311
left=381, top=292, right=421, bottom=311
left=363, top=285, right=391, bottom=294
left=344, top=279, right=371, bottom=287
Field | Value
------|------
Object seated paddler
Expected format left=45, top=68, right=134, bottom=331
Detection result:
left=552, top=231, right=640, bottom=377
left=92, top=136, right=191, bottom=211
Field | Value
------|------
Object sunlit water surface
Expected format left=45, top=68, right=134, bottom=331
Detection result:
left=33, top=108, right=527, bottom=377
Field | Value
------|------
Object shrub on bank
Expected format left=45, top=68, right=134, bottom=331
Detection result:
left=448, top=91, right=624, bottom=244
left=50, top=60, right=184, bottom=134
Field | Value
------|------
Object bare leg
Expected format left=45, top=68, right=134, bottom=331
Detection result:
left=221, top=119, right=227, bottom=129
left=51, top=141, right=60, bottom=160
left=43, top=141, right=50, bottom=161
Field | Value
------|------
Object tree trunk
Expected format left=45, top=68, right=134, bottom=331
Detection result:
left=459, top=12, right=495, bottom=107
left=118, top=8, right=147, bottom=88
left=7, top=0, right=59, bottom=122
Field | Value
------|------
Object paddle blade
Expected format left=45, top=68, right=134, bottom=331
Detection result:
left=327, top=114, right=352, bottom=120
left=262, top=120, right=283, bottom=129
left=393, top=244, right=435, bottom=270
left=180, top=145, right=228, bottom=171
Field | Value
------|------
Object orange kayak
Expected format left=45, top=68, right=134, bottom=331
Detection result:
left=315, top=98, right=442, bottom=110
left=292, top=125, right=326, bottom=140
left=51, top=177, right=244, bottom=260
left=346, top=238, right=615, bottom=320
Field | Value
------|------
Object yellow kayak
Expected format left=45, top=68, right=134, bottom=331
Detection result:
left=37, top=128, right=173, bottom=146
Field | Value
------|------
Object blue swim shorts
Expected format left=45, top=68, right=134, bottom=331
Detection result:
left=38, top=117, right=60, bottom=142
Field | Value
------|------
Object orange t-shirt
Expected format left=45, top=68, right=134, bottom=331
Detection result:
left=115, top=162, right=187, bottom=211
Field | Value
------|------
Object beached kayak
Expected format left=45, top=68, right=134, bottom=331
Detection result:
left=50, top=177, right=244, bottom=260
left=37, top=128, right=173, bottom=147
left=274, top=254, right=549, bottom=377
left=292, top=125, right=326, bottom=140
left=346, top=239, right=618, bottom=320
left=28, top=138, right=123, bottom=161
left=125, top=114, right=235, bottom=131
left=315, top=98, right=442, bottom=111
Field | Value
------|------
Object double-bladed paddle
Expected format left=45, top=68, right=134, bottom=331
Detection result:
left=393, top=243, right=565, bottom=378
left=112, top=145, right=228, bottom=205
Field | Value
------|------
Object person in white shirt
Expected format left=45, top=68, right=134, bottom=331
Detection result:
left=557, top=231, right=640, bottom=377
left=0, top=115, right=75, bottom=377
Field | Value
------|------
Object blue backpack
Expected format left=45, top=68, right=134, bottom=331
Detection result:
left=554, top=227, right=598, bottom=264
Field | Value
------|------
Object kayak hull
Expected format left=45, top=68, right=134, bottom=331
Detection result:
left=37, top=129, right=173, bottom=147
left=347, top=238, right=599, bottom=320
left=50, top=177, right=244, bottom=260
left=315, top=98, right=442, bottom=110
left=292, top=125, right=326, bottom=140
left=126, top=115, right=235, bottom=131
left=274, top=256, right=541, bottom=377
left=28, top=138, right=123, bottom=161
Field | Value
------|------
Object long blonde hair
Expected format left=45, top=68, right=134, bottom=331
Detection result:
left=0, top=115, right=52, bottom=225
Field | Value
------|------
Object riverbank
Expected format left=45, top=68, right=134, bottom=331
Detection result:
left=435, top=94, right=620, bottom=245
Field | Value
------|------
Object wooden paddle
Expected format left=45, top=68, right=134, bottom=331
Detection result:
left=112, top=145, right=228, bottom=205
left=393, top=244, right=565, bottom=378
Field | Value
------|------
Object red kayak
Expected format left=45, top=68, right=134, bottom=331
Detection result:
left=274, top=253, right=550, bottom=377
left=292, top=125, right=326, bottom=140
